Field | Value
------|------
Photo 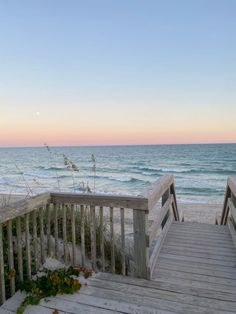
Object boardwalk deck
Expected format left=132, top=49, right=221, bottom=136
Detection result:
left=1, top=221, right=236, bottom=314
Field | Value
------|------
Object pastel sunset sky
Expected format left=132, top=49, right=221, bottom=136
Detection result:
left=0, top=0, right=235, bottom=147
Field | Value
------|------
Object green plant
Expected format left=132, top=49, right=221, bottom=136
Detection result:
left=17, top=265, right=92, bottom=314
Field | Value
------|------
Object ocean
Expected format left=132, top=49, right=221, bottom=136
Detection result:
left=0, top=143, right=236, bottom=204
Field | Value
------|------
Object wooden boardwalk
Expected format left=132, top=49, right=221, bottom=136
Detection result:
left=2, top=221, right=236, bottom=314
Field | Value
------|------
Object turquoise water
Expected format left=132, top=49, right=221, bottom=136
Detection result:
left=0, top=144, right=236, bottom=204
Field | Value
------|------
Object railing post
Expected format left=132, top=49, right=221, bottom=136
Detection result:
left=0, top=223, right=5, bottom=304
left=221, top=186, right=231, bottom=225
left=133, top=209, right=149, bottom=279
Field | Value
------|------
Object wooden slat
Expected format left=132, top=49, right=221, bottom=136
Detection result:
left=120, top=207, right=125, bottom=275
left=170, top=183, right=179, bottom=221
left=80, top=205, right=85, bottom=266
left=154, top=267, right=236, bottom=287
left=160, top=246, right=236, bottom=262
left=63, top=204, right=68, bottom=264
left=46, top=204, right=51, bottom=256
left=40, top=296, right=123, bottom=314
left=51, top=192, right=148, bottom=211
left=156, top=260, right=236, bottom=280
left=71, top=204, right=76, bottom=265
left=99, top=206, right=105, bottom=272
left=52, top=290, right=176, bottom=314
left=25, top=213, right=31, bottom=279
left=228, top=176, right=236, bottom=199
left=133, top=209, right=149, bottom=278
left=149, top=196, right=173, bottom=243
left=0, top=192, right=51, bottom=224
left=16, top=216, right=23, bottom=281
left=7, top=220, right=15, bottom=295
left=32, top=210, right=38, bottom=271
left=229, top=198, right=236, bottom=224
left=110, top=207, right=115, bottom=273
left=54, top=204, right=58, bottom=259
left=163, top=242, right=236, bottom=257
left=86, top=277, right=236, bottom=313
left=228, top=219, right=236, bottom=249
left=148, top=212, right=174, bottom=279
left=96, top=272, right=236, bottom=303
left=90, top=205, right=96, bottom=270
left=86, top=279, right=234, bottom=314
left=39, top=207, right=45, bottom=265
left=143, top=174, right=173, bottom=210
left=0, top=223, right=5, bottom=304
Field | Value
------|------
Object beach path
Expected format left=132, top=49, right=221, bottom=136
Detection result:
left=1, top=221, right=236, bottom=314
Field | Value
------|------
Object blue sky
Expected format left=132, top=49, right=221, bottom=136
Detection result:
left=0, top=0, right=235, bottom=146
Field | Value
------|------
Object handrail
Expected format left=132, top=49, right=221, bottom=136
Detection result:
left=221, top=176, right=236, bottom=225
left=143, top=174, right=179, bottom=220
left=143, top=174, right=179, bottom=279
left=51, top=192, right=148, bottom=211
left=0, top=192, right=51, bottom=224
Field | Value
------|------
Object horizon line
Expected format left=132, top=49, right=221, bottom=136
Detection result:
left=0, top=141, right=236, bottom=149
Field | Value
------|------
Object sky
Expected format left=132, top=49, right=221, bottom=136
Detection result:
left=0, top=0, right=235, bottom=147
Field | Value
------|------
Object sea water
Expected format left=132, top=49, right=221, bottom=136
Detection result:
left=0, top=143, right=236, bottom=204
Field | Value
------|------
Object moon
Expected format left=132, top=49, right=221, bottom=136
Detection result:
left=36, top=112, right=40, bottom=116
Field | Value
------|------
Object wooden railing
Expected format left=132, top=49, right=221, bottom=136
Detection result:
left=220, top=176, right=236, bottom=247
left=143, top=174, right=179, bottom=279
left=0, top=174, right=179, bottom=304
left=221, top=176, right=236, bottom=225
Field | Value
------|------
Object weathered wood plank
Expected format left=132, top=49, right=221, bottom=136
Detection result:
left=149, top=212, right=174, bottom=279
left=171, top=222, right=229, bottom=233
left=71, top=204, right=76, bottom=265
left=39, top=207, right=45, bottom=265
left=95, top=272, right=236, bottom=302
left=160, top=247, right=236, bottom=262
left=142, top=174, right=174, bottom=210
left=54, top=204, right=58, bottom=259
left=88, top=277, right=235, bottom=313
left=158, top=256, right=236, bottom=275
left=156, top=260, right=236, bottom=280
left=228, top=219, right=236, bottom=249
left=162, top=242, right=236, bottom=258
left=80, top=205, right=85, bottom=266
left=62, top=204, right=68, bottom=264
left=84, top=281, right=236, bottom=313
left=99, top=206, right=105, bottom=272
left=54, top=290, right=179, bottom=314
left=0, top=223, right=6, bottom=304
left=7, top=220, right=15, bottom=296
left=154, top=267, right=236, bottom=288
left=159, top=252, right=236, bottom=267
left=51, top=192, right=148, bottom=211
left=39, top=296, right=125, bottom=314
left=90, top=205, right=96, bottom=270
left=133, top=209, right=149, bottom=278
left=16, top=217, right=23, bottom=282
left=25, top=213, right=31, bottom=279
left=0, top=193, right=51, bottom=224
left=149, top=196, right=173, bottom=243
left=32, top=210, right=38, bottom=271
left=229, top=198, right=236, bottom=225
left=110, top=207, right=115, bottom=273
left=46, top=204, right=51, bottom=256
left=120, top=207, right=125, bottom=275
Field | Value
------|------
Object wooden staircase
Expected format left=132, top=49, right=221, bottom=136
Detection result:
left=1, top=175, right=236, bottom=313
left=2, top=221, right=236, bottom=314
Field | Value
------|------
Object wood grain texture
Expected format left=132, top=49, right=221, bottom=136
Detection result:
left=0, top=224, right=5, bottom=304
